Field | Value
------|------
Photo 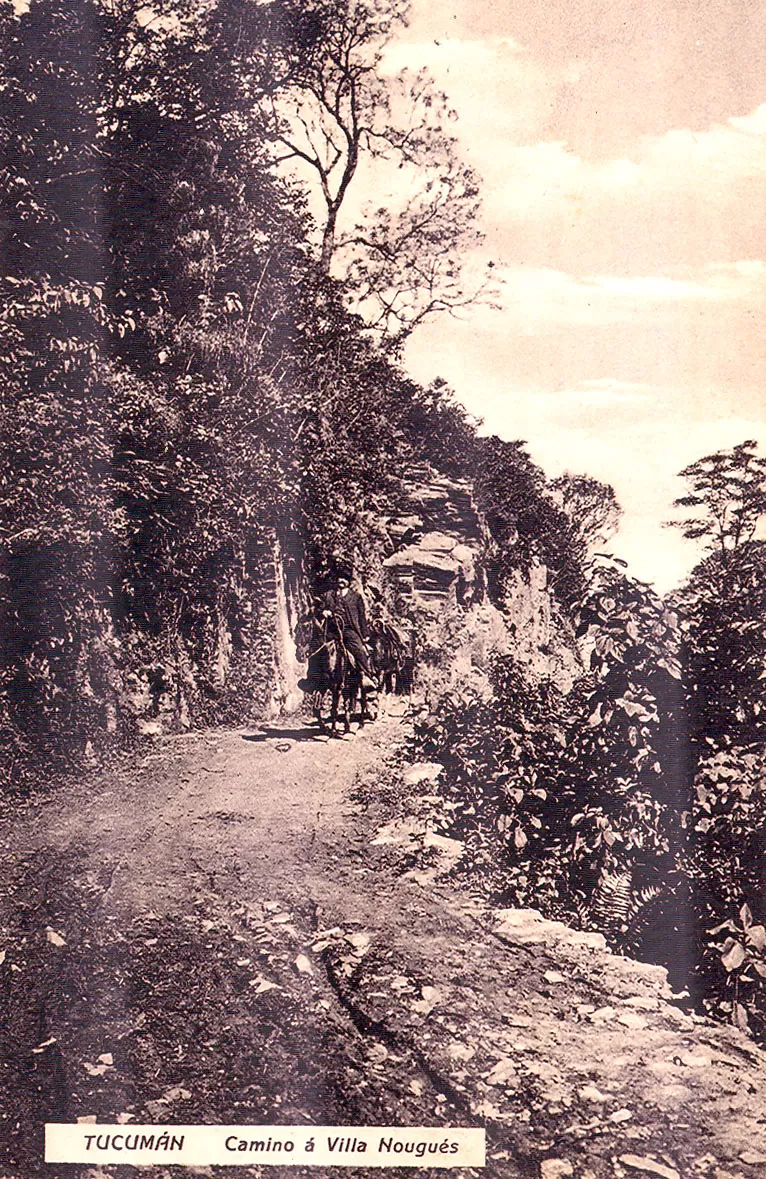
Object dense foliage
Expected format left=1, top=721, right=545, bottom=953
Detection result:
left=415, top=436, right=766, bottom=1033
left=674, top=542, right=766, bottom=742
left=416, top=561, right=687, bottom=912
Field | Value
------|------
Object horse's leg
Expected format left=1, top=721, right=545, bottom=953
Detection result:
left=330, top=686, right=340, bottom=736
left=313, top=692, right=327, bottom=734
left=354, top=671, right=363, bottom=725
left=341, top=663, right=354, bottom=732
left=357, top=669, right=375, bottom=723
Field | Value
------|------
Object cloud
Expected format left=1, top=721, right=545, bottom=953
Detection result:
left=638, top=114, right=766, bottom=183
left=378, top=23, right=766, bottom=281
left=563, top=378, right=656, bottom=404
left=379, top=37, right=572, bottom=150
left=476, top=383, right=766, bottom=590
left=404, top=0, right=766, bottom=155
left=485, top=106, right=766, bottom=227
left=484, top=142, right=638, bottom=214
left=493, top=260, right=766, bottom=334
left=381, top=36, right=525, bottom=76
left=586, top=264, right=766, bottom=302
left=392, top=3, right=766, bottom=591
left=382, top=28, right=766, bottom=279
left=730, top=105, right=766, bottom=135
left=382, top=20, right=766, bottom=279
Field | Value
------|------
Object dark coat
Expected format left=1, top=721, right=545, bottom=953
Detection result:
left=323, top=587, right=368, bottom=641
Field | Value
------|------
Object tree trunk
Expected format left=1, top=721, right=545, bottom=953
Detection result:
left=320, top=142, right=358, bottom=274
left=320, top=207, right=337, bottom=274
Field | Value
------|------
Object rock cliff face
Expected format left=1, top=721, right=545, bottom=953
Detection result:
left=382, top=468, right=484, bottom=610
left=268, top=538, right=306, bottom=717
left=378, top=466, right=581, bottom=701
left=501, top=563, right=582, bottom=689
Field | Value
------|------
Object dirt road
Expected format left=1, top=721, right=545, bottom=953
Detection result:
left=11, top=715, right=404, bottom=921
left=1, top=711, right=766, bottom=1179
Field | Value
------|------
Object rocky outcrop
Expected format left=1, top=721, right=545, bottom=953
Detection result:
left=269, top=537, right=306, bottom=716
left=379, top=466, right=581, bottom=699
left=501, top=562, right=582, bottom=689
left=383, top=469, right=484, bottom=611
left=267, top=464, right=581, bottom=715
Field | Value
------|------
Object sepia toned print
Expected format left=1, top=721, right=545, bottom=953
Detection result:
left=1, top=0, right=766, bottom=1176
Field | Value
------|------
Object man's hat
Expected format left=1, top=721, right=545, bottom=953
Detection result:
left=334, top=558, right=354, bottom=580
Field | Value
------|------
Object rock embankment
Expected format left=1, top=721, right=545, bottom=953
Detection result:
left=383, top=468, right=484, bottom=609
left=380, top=466, right=581, bottom=696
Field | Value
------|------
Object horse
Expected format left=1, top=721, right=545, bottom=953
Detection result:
left=369, top=619, right=407, bottom=695
left=302, top=612, right=376, bottom=736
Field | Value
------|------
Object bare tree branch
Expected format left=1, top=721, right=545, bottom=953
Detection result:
left=265, top=0, right=491, bottom=343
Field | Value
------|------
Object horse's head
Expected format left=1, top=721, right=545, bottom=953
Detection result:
left=307, top=611, right=344, bottom=673
left=320, top=609, right=345, bottom=641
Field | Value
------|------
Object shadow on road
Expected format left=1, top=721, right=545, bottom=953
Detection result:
left=241, top=726, right=327, bottom=742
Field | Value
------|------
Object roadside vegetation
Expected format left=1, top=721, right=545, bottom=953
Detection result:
left=414, top=441, right=766, bottom=1038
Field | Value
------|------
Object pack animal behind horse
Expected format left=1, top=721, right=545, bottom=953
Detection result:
left=370, top=619, right=407, bottom=695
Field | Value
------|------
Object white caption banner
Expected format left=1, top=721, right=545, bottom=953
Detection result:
left=45, top=1124, right=486, bottom=1168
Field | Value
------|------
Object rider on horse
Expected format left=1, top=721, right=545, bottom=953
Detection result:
left=322, top=561, right=377, bottom=691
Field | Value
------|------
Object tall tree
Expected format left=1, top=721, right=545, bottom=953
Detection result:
left=550, top=474, right=622, bottom=556
left=267, top=0, right=488, bottom=346
left=669, top=443, right=766, bottom=741
left=669, top=441, right=766, bottom=561
left=674, top=544, right=766, bottom=740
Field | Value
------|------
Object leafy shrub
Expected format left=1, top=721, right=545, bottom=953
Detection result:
left=412, top=564, right=694, bottom=945
left=685, top=742, right=766, bottom=1028
left=416, top=658, right=574, bottom=910
left=705, top=904, right=766, bottom=1035
left=674, top=543, right=766, bottom=742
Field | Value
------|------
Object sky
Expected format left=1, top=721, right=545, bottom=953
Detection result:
left=371, top=0, right=766, bottom=591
